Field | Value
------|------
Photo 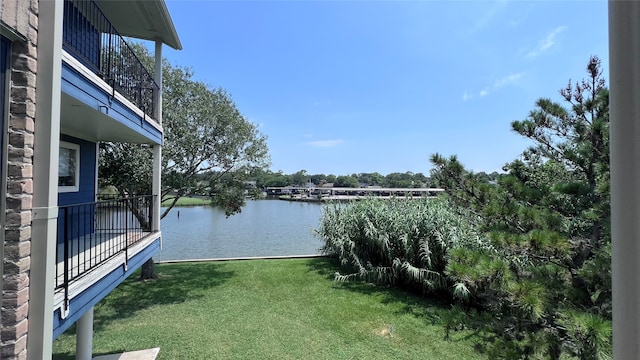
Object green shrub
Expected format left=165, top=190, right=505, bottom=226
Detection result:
left=316, top=197, right=489, bottom=293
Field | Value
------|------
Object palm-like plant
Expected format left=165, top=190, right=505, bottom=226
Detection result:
left=316, top=197, right=489, bottom=293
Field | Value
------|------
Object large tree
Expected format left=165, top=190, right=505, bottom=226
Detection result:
left=355, top=172, right=385, bottom=187
left=431, top=56, right=610, bottom=359
left=334, top=175, right=360, bottom=188
left=100, top=44, right=270, bottom=278
left=291, top=170, right=309, bottom=186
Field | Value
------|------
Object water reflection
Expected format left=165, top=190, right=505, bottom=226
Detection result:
left=157, top=200, right=324, bottom=260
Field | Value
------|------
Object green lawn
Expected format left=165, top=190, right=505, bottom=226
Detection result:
left=161, top=196, right=211, bottom=207
left=52, top=258, right=487, bottom=360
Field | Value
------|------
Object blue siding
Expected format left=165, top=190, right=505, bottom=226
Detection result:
left=62, top=0, right=100, bottom=71
left=52, top=237, right=161, bottom=339
left=58, top=135, right=96, bottom=243
left=61, top=61, right=163, bottom=144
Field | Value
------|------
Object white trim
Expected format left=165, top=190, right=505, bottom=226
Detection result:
left=32, top=206, right=59, bottom=221
left=154, top=40, right=163, bottom=125
left=610, top=2, right=640, bottom=356
left=58, top=141, right=80, bottom=193
left=94, top=142, right=99, bottom=202
left=29, top=0, right=64, bottom=357
left=152, top=41, right=163, bottom=237
left=61, top=50, right=164, bottom=134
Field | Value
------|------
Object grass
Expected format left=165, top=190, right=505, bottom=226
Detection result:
left=161, top=196, right=211, bottom=207
left=52, top=258, right=487, bottom=360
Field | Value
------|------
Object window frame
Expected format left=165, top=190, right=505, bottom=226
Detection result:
left=58, top=141, right=81, bottom=193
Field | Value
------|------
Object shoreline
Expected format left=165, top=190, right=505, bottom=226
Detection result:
left=278, top=195, right=433, bottom=203
left=157, top=254, right=327, bottom=264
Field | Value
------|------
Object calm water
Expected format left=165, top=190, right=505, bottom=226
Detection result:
left=155, top=200, right=325, bottom=261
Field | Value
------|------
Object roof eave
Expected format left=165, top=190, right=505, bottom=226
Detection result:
left=95, top=0, right=183, bottom=51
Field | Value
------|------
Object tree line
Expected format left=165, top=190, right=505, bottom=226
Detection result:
left=197, top=169, right=502, bottom=189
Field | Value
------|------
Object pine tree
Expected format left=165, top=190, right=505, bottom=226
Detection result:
left=431, top=56, right=611, bottom=359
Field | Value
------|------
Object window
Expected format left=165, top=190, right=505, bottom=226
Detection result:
left=58, top=141, right=80, bottom=192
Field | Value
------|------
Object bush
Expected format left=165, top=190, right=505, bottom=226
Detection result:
left=316, top=197, right=489, bottom=293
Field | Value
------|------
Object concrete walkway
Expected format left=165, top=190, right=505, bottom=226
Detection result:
left=93, top=348, right=159, bottom=360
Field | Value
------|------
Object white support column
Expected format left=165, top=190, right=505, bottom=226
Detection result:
left=154, top=40, right=163, bottom=126
left=95, top=142, right=99, bottom=202
left=28, top=0, right=63, bottom=358
left=76, top=307, right=94, bottom=360
left=152, top=39, right=163, bottom=233
left=152, top=145, right=162, bottom=232
left=609, top=1, right=640, bottom=357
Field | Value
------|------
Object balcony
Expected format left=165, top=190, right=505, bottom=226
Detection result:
left=62, top=0, right=158, bottom=122
left=55, top=195, right=158, bottom=319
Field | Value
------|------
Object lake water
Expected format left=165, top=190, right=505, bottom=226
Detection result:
left=155, top=200, right=325, bottom=261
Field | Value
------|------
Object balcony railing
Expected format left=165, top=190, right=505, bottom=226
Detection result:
left=55, top=195, right=156, bottom=311
left=62, top=0, right=158, bottom=121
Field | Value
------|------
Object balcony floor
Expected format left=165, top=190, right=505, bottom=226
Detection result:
left=56, top=230, right=152, bottom=288
left=53, top=229, right=161, bottom=339
left=54, top=230, right=160, bottom=312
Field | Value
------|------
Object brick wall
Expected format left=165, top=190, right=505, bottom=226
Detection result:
left=2, top=1, right=38, bottom=359
left=0, top=0, right=32, bottom=37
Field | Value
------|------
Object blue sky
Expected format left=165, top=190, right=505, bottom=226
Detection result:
left=162, top=0, right=609, bottom=176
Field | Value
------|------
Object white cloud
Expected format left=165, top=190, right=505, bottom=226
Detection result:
left=494, top=72, right=525, bottom=88
left=471, top=0, right=510, bottom=33
left=508, top=18, right=523, bottom=28
left=462, top=92, right=474, bottom=101
left=508, top=3, right=534, bottom=28
left=312, top=100, right=333, bottom=107
left=525, top=26, right=567, bottom=59
left=480, top=72, right=526, bottom=97
left=306, top=139, right=344, bottom=148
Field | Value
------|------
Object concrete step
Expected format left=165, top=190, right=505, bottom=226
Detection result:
left=92, top=348, right=159, bottom=360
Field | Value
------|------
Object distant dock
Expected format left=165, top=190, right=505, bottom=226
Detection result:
left=266, top=186, right=445, bottom=202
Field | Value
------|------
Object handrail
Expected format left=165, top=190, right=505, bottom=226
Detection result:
left=62, top=0, right=158, bottom=122
left=55, top=195, right=156, bottom=309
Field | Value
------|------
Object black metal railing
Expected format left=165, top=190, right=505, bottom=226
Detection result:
left=55, top=195, right=156, bottom=297
left=62, top=0, right=158, bottom=121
